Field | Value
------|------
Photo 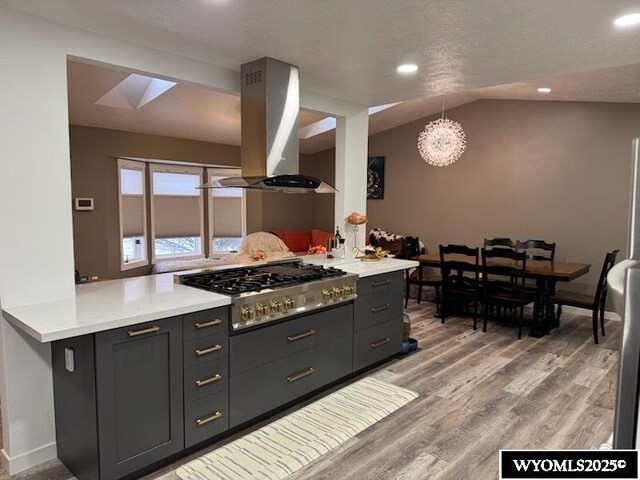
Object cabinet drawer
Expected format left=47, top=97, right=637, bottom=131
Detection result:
left=183, top=307, right=229, bottom=341
left=184, top=390, right=229, bottom=448
left=184, top=357, right=229, bottom=403
left=357, top=271, right=404, bottom=296
left=230, top=335, right=353, bottom=428
left=230, top=303, right=353, bottom=375
left=354, top=288, right=404, bottom=331
left=353, top=319, right=402, bottom=372
left=184, top=334, right=228, bottom=369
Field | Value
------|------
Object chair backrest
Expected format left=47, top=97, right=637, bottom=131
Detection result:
left=481, top=247, right=528, bottom=297
left=484, top=237, right=516, bottom=249
left=439, top=244, right=480, bottom=287
left=516, top=239, right=556, bottom=261
left=401, top=236, right=422, bottom=260
left=595, top=249, right=620, bottom=305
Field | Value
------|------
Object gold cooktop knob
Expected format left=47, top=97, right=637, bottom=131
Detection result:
left=256, top=303, right=268, bottom=317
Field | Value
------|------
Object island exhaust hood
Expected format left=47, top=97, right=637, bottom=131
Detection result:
left=204, top=57, right=336, bottom=194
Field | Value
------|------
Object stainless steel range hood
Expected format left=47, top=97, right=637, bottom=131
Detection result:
left=206, top=57, right=336, bottom=194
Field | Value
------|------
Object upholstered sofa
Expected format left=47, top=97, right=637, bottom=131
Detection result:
left=271, top=229, right=334, bottom=255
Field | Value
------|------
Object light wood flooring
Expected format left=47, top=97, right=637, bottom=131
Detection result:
left=0, top=302, right=619, bottom=480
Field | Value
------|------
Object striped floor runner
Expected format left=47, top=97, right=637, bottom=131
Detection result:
left=176, top=377, right=418, bottom=480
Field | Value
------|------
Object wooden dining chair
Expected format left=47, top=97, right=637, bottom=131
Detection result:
left=515, top=239, right=556, bottom=261
left=549, top=249, right=619, bottom=344
left=439, top=244, right=480, bottom=329
left=482, top=248, right=537, bottom=339
left=484, top=237, right=516, bottom=250
left=405, top=266, right=442, bottom=308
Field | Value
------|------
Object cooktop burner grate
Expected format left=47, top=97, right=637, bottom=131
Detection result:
left=181, top=261, right=346, bottom=295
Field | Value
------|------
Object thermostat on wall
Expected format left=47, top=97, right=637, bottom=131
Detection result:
left=74, top=198, right=94, bottom=211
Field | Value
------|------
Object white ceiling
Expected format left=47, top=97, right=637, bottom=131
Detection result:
left=67, top=59, right=640, bottom=154
left=5, top=0, right=640, bottom=107
left=67, top=61, right=324, bottom=148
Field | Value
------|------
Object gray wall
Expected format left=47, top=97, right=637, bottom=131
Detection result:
left=70, top=125, right=335, bottom=279
left=367, top=100, right=640, bottom=294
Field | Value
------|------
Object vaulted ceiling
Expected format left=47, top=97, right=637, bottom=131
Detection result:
left=67, top=60, right=640, bottom=154
left=11, top=0, right=638, bottom=153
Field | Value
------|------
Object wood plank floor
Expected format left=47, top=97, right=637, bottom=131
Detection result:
left=0, top=302, right=619, bottom=480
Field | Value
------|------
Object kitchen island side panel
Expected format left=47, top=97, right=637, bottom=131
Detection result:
left=52, top=334, right=100, bottom=480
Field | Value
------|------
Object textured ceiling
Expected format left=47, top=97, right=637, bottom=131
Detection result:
left=6, top=0, right=640, bottom=106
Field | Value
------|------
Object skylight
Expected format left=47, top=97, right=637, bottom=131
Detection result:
left=299, top=102, right=401, bottom=139
left=95, top=74, right=177, bottom=110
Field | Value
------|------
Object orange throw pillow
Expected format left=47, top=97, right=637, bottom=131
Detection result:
left=282, top=231, right=312, bottom=252
left=311, top=229, right=334, bottom=249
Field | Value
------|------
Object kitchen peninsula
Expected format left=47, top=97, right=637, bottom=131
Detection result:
left=1, top=256, right=417, bottom=480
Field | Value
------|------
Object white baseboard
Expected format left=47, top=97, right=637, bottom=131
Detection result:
left=1, top=442, right=57, bottom=475
left=560, top=305, right=621, bottom=322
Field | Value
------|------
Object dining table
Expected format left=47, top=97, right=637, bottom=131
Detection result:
left=415, top=253, right=591, bottom=337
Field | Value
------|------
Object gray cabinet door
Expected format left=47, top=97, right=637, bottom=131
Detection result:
left=95, top=317, right=184, bottom=480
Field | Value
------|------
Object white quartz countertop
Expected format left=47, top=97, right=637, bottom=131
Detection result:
left=301, top=255, right=418, bottom=276
left=2, top=273, right=231, bottom=343
left=3, top=257, right=416, bottom=343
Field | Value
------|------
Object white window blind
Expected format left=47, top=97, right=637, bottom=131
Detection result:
left=150, top=165, right=204, bottom=259
left=118, top=159, right=148, bottom=269
left=208, top=168, right=244, bottom=254
left=121, top=196, right=145, bottom=237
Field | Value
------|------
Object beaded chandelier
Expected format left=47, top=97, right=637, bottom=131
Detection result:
left=417, top=109, right=467, bottom=167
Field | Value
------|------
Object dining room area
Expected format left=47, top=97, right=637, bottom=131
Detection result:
left=407, top=238, right=616, bottom=343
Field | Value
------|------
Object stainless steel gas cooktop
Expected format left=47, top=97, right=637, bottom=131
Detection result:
left=178, top=260, right=358, bottom=331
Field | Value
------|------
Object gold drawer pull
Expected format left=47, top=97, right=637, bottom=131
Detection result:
left=371, top=279, right=390, bottom=287
left=371, top=304, right=391, bottom=313
left=196, top=411, right=223, bottom=427
left=286, top=367, right=316, bottom=383
left=128, top=326, right=160, bottom=337
left=195, top=319, right=222, bottom=329
left=371, top=337, right=391, bottom=349
left=195, top=373, right=223, bottom=387
left=287, top=329, right=317, bottom=342
left=195, top=344, right=222, bottom=356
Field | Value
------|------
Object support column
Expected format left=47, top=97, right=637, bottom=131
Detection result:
left=335, top=108, right=369, bottom=257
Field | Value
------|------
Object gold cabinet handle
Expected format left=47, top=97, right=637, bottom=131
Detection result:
left=196, top=411, right=223, bottom=427
left=195, top=344, right=222, bottom=356
left=286, top=367, right=316, bottom=383
left=287, top=329, right=316, bottom=342
left=371, top=304, right=391, bottom=313
left=371, top=337, right=391, bottom=349
left=195, top=373, right=223, bottom=387
left=371, top=279, right=390, bottom=287
left=195, top=319, right=222, bottom=329
left=127, top=326, right=160, bottom=337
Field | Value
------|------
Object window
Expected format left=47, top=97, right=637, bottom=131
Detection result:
left=150, top=165, right=205, bottom=261
left=208, top=168, right=245, bottom=255
left=118, top=159, right=148, bottom=270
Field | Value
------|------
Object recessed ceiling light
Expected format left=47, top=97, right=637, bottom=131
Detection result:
left=397, top=64, right=418, bottom=74
left=537, top=87, right=552, bottom=94
left=614, top=13, right=640, bottom=26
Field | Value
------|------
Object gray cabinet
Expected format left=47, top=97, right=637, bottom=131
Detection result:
left=51, top=276, right=405, bottom=480
left=229, top=303, right=354, bottom=427
left=95, top=317, right=185, bottom=480
left=353, top=273, right=404, bottom=371
left=52, top=310, right=225, bottom=480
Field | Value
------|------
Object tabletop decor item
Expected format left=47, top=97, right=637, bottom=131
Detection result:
left=417, top=101, right=466, bottom=167
left=367, top=156, right=385, bottom=199
left=307, top=244, right=327, bottom=255
left=346, top=211, right=368, bottom=257
left=355, top=246, right=390, bottom=262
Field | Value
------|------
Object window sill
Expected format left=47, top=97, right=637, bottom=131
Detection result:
left=152, top=254, right=204, bottom=264
left=121, top=259, right=149, bottom=271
